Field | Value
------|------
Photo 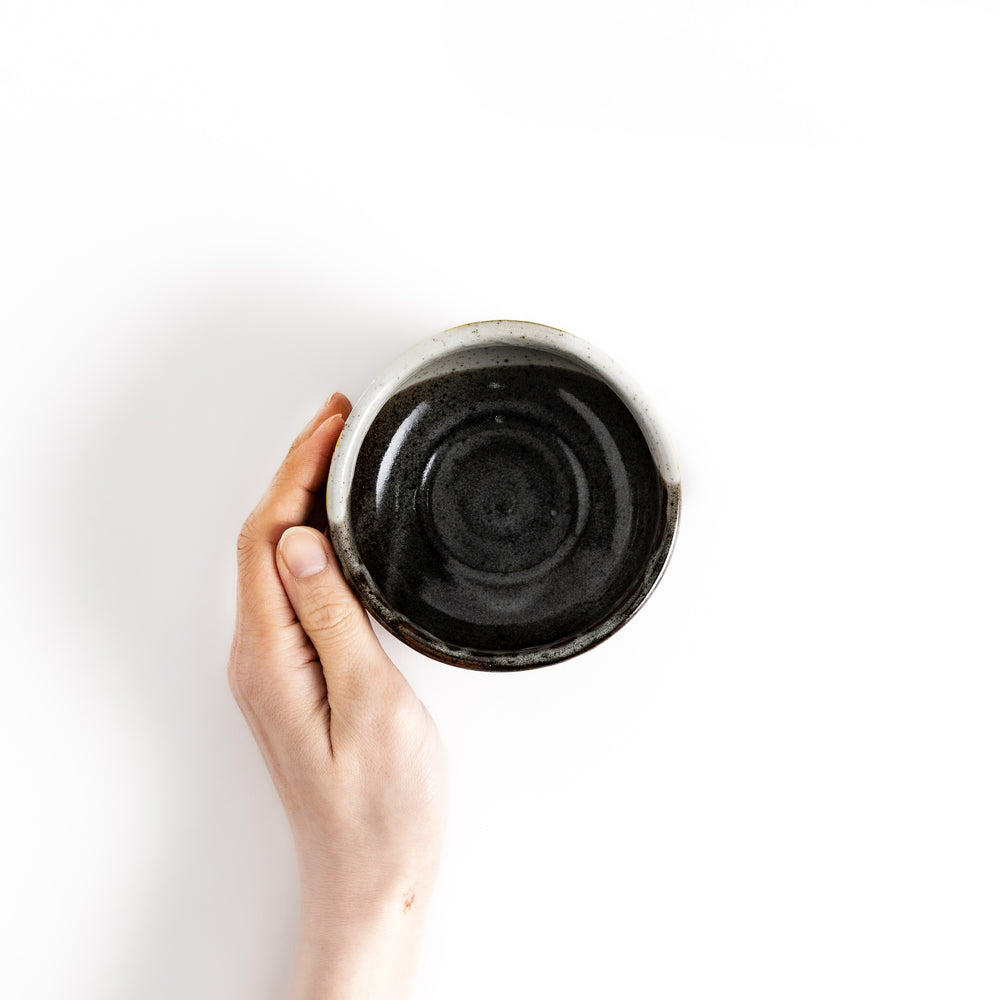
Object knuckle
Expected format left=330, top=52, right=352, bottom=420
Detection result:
left=227, top=650, right=269, bottom=713
left=236, top=518, right=257, bottom=557
left=388, top=688, right=425, bottom=738
left=305, top=595, right=364, bottom=646
left=352, top=685, right=424, bottom=752
left=226, top=655, right=252, bottom=706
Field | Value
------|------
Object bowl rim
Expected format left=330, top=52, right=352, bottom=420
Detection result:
left=326, top=319, right=681, bottom=670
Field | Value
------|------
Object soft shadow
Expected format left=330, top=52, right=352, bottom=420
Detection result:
left=56, top=282, right=414, bottom=999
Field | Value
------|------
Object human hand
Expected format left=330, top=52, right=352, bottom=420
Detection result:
left=228, top=392, right=449, bottom=999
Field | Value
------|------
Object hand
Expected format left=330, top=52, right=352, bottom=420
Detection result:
left=228, top=392, right=449, bottom=999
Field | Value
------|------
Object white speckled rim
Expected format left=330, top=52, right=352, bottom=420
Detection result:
left=327, top=319, right=681, bottom=670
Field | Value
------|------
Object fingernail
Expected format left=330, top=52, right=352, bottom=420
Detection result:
left=313, top=392, right=338, bottom=418
left=280, top=528, right=328, bottom=578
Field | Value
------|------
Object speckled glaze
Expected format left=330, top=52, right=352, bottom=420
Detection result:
left=327, top=320, right=681, bottom=670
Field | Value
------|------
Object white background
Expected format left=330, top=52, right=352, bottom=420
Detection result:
left=1, top=2, right=998, bottom=997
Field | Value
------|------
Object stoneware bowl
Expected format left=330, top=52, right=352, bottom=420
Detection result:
left=327, top=319, right=681, bottom=670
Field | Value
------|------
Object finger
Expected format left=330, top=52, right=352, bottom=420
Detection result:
left=275, top=526, right=404, bottom=713
left=237, top=403, right=350, bottom=630
left=245, top=411, right=345, bottom=548
left=292, top=391, right=353, bottom=451
left=230, top=394, right=354, bottom=742
left=247, top=390, right=352, bottom=548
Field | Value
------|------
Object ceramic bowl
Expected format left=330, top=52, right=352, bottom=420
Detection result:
left=327, top=319, right=681, bottom=670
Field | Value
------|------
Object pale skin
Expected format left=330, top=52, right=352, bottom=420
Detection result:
left=228, top=392, right=450, bottom=999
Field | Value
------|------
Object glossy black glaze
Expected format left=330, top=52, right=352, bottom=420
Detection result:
left=349, top=360, right=669, bottom=656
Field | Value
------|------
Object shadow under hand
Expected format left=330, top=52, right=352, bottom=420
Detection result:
left=57, top=282, right=410, bottom=999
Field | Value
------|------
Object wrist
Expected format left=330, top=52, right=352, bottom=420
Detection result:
left=291, top=864, right=438, bottom=1000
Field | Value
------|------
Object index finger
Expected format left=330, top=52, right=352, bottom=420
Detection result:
left=237, top=392, right=352, bottom=628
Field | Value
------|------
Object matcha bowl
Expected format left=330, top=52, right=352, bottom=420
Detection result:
left=327, top=319, right=681, bottom=670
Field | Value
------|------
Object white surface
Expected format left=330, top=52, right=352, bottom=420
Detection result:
left=1, top=2, right=997, bottom=998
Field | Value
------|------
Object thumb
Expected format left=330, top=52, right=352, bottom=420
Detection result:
left=275, top=525, right=399, bottom=703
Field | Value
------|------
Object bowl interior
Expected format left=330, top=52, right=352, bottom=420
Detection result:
left=329, top=327, right=680, bottom=670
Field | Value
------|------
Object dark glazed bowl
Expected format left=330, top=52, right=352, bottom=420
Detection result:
left=327, top=320, right=681, bottom=670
